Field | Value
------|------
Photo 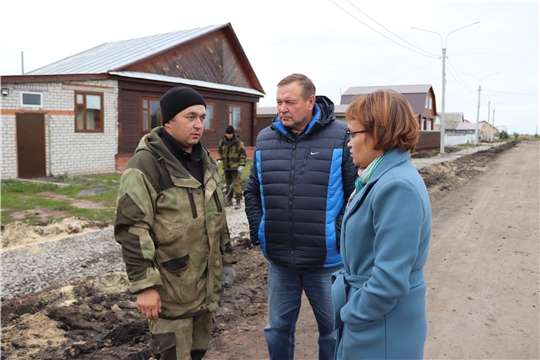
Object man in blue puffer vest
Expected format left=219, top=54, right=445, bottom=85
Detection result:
left=244, top=73, right=357, bottom=360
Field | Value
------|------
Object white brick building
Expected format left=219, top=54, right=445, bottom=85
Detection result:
left=1, top=80, right=119, bottom=179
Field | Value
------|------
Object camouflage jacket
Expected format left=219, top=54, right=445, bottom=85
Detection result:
left=216, top=134, right=247, bottom=170
left=114, top=127, right=237, bottom=319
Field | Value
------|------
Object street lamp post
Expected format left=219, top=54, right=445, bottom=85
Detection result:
left=412, top=22, right=478, bottom=154
left=462, top=72, right=500, bottom=145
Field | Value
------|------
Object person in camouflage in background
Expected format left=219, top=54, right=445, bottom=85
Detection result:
left=114, top=87, right=237, bottom=360
left=216, top=125, right=246, bottom=209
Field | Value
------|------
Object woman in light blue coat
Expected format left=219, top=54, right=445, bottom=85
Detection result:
left=332, top=89, right=432, bottom=359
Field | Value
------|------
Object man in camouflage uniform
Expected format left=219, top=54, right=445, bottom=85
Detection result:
left=114, top=87, right=237, bottom=360
left=216, top=125, right=246, bottom=209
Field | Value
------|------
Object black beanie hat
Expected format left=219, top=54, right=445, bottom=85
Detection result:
left=225, top=125, right=235, bottom=134
left=160, top=87, right=206, bottom=124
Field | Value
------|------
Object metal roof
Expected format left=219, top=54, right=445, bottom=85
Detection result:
left=112, top=71, right=264, bottom=97
left=342, top=84, right=433, bottom=95
left=27, top=24, right=226, bottom=75
left=456, top=122, right=478, bottom=130
left=441, top=112, right=465, bottom=130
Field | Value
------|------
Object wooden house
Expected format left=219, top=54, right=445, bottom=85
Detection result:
left=1, top=23, right=264, bottom=179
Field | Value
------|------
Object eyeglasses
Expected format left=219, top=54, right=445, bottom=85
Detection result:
left=347, top=129, right=369, bottom=138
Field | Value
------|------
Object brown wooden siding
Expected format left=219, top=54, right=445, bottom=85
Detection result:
left=416, top=131, right=440, bottom=151
left=117, top=79, right=259, bottom=156
left=124, top=31, right=254, bottom=90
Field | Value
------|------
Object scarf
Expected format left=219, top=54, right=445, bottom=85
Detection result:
left=347, top=150, right=389, bottom=207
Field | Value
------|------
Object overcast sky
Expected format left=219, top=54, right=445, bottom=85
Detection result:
left=2, top=0, right=538, bottom=134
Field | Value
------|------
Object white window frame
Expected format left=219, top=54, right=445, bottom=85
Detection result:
left=21, top=91, right=43, bottom=107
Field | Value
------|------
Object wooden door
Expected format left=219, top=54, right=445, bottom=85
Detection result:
left=16, top=113, right=46, bottom=178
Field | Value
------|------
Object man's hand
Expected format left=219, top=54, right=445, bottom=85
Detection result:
left=237, top=166, right=244, bottom=173
left=222, top=264, right=236, bottom=285
left=217, top=160, right=222, bottom=168
left=136, top=288, right=161, bottom=320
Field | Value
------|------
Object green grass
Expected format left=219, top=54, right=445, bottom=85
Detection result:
left=0, top=162, right=254, bottom=227
left=218, top=159, right=253, bottom=178
left=1, top=173, right=122, bottom=226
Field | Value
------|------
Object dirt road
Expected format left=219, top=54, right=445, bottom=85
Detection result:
left=207, top=140, right=539, bottom=360
left=1, top=141, right=538, bottom=359
left=423, top=140, right=539, bottom=359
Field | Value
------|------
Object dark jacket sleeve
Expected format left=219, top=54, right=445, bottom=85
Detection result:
left=335, top=140, right=359, bottom=243
left=243, top=158, right=262, bottom=245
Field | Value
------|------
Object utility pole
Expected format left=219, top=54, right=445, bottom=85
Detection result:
left=487, top=101, right=492, bottom=142
left=493, top=108, right=496, bottom=140
left=463, top=72, right=500, bottom=145
left=441, top=47, right=446, bottom=153
left=475, top=84, right=481, bottom=145
left=412, top=22, right=479, bottom=154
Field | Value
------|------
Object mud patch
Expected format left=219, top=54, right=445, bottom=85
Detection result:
left=40, top=192, right=106, bottom=210
left=0, top=239, right=266, bottom=360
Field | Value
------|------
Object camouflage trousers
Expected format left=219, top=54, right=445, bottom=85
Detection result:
left=149, top=312, right=212, bottom=360
left=224, top=169, right=243, bottom=201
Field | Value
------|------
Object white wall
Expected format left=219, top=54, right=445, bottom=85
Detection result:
left=1, top=80, right=119, bottom=179
left=444, top=134, right=476, bottom=146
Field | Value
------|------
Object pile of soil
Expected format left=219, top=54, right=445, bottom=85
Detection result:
left=0, top=142, right=520, bottom=359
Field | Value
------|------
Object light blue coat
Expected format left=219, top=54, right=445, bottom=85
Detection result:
left=332, top=148, right=432, bottom=359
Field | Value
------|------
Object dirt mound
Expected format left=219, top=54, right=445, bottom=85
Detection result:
left=1, top=217, right=102, bottom=251
left=419, top=142, right=516, bottom=198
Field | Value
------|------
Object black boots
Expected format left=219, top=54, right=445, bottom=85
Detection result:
left=225, top=199, right=241, bottom=209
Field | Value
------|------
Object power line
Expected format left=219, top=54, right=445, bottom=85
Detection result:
left=329, top=0, right=438, bottom=58
left=445, top=57, right=476, bottom=92
left=345, top=0, right=439, bottom=58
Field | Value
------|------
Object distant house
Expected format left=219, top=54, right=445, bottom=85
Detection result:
left=435, top=112, right=475, bottom=145
left=437, top=112, right=467, bottom=131
left=1, top=23, right=264, bottom=179
left=340, top=85, right=439, bottom=151
left=444, top=117, right=478, bottom=145
left=479, top=120, right=499, bottom=141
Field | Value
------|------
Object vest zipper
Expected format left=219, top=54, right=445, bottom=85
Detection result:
left=289, top=142, right=297, bottom=264
left=300, top=147, right=310, bottom=175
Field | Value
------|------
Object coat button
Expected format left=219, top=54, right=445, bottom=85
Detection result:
left=197, top=189, right=201, bottom=195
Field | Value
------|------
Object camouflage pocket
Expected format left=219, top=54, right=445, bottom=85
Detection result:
left=159, top=255, right=199, bottom=304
